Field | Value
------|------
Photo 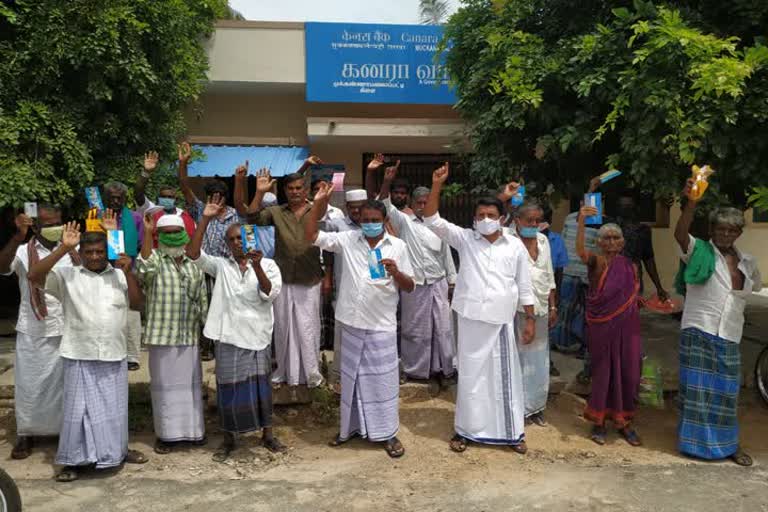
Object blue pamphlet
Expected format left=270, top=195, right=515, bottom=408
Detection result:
left=85, top=186, right=105, bottom=212
left=599, top=169, right=622, bottom=184
left=107, top=230, right=125, bottom=260
left=241, top=225, right=259, bottom=253
left=368, top=248, right=385, bottom=279
left=584, top=193, right=602, bottom=225
left=510, top=185, right=526, bottom=207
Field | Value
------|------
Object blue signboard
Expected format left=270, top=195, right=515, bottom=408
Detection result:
left=305, top=22, right=455, bottom=105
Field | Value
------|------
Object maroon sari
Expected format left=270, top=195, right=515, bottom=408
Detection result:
left=584, top=255, right=641, bottom=428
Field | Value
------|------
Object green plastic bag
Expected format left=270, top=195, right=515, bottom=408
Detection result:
left=639, top=358, right=665, bottom=408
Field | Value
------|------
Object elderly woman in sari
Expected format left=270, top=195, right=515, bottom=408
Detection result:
left=576, top=205, right=642, bottom=446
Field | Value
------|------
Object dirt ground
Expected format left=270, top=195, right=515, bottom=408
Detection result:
left=1, top=382, right=767, bottom=511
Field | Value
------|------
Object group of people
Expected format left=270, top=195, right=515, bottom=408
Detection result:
left=0, top=144, right=761, bottom=482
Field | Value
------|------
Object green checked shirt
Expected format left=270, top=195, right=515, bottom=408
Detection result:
left=136, top=251, right=208, bottom=346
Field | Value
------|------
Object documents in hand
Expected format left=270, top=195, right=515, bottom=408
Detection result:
left=510, top=185, right=526, bottom=207
left=85, top=187, right=105, bottom=212
left=24, top=202, right=38, bottom=218
left=241, top=224, right=260, bottom=253
left=368, top=248, right=386, bottom=279
left=107, top=230, right=125, bottom=260
left=598, top=169, right=622, bottom=184
left=584, top=193, right=602, bottom=225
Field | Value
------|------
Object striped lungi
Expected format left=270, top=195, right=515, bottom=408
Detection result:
left=14, top=333, right=63, bottom=436
left=515, top=314, right=550, bottom=418
left=272, top=282, right=323, bottom=387
left=678, top=327, right=741, bottom=459
left=215, top=342, right=273, bottom=433
left=148, top=345, right=205, bottom=442
left=56, top=359, right=128, bottom=468
left=549, top=275, right=588, bottom=353
left=339, top=325, right=399, bottom=442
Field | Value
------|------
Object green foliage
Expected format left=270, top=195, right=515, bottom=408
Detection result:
left=443, top=0, right=768, bottom=207
left=0, top=0, right=228, bottom=209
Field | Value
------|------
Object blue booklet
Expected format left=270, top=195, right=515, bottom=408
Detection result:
left=85, top=186, right=105, bottom=212
left=241, top=225, right=259, bottom=253
left=510, top=185, right=526, bottom=207
left=583, top=193, right=603, bottom=225
left=598, top=169, right=622, bottom=184
left=368, top=248, right=386, bottom=279
left=107, top=230, right=125, bottom=260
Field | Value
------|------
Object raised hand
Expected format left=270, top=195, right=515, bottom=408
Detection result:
left=101, top=208, right=118, bottom=231
left=143, top=151, right=159, bottom=174
left=380, top=258, right=399, bottom=276
left=367, top=153, right=385, bottom=171
left=313, top=180, right=332, bottom=203
left=178, top=142, right=192, bottom=164
left=61, top=221, right=81, bottom=249
left=682, top=178, right=696, bottom=201
left=256, top=168, right=276, bottom=193
left=305, top=155, right=323, bottom=167
left=432, top=162, right=449, bottom=185
left=588, top=175, right=602, bottom=193
left=115, top=253, right=133, bottom=272
left=579, top=205, right=599, bottom=219
left=383, top=160, right=401, bottom=182
left=235, top=160, right=249, bottom=179
left=501, top=180, right=522, bottom=201
left=203, top=196, right=225, bottom=218
left=247, top=249, right=264, bottom=268
left=143, top=213, right=155, bottom=233
left=14, top=213, right=33, bottom=241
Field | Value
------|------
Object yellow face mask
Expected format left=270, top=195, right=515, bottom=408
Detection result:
left=39, top=225, right=64, bottom=242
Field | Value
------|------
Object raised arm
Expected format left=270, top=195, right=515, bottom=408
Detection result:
left=305, top=181, right=332, bottom=244
left=576, top=204, right=597, bottom=264
left=115, top=254, right=145, bottom=311
left=233, top=161, right=249, bottom=217
left=177, top=142, right=198, bottom=207
left=135, top=151, right=159, bottom=208
left=246, top=168, right=277, bottom=215
left=186, top=197, right=224, bottom=260
left=378, top=160, right=401, bottom=201
left=28, top=221, right=80, bottom=286
left=497, top=180, right=522, bottom=204
left=0, top=214, right=32, bottom=274
left=295, top=155, right=323, bottom=178
left=140, top=213, right=154, bottom=260
left=674, top=178, right=697, bottom=254
left=423, top=162, right=448, bottom=219
left=364, top=153, right=385, bottom=200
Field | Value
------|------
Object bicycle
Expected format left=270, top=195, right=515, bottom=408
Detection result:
left=756, top=344, right=768, bottom=406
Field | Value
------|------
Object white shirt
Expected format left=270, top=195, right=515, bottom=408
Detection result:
left=505, top=229, right=556, bottom=316
left=44, top=265, right=130, bottom=361
left=323, top=216, right=360, bottom=291
left=425, top=213, right=535, bottom=325
left=1, top=240, right=75, bottom=337
left=324, top=205, right=346, bottom=222
left=314, top=231, right=414, bottom=332
left=194, top=251, right=282, bottom=351
left=679, top=234, right=762, bottom=343
left=383, top=198, right=457, bottom=286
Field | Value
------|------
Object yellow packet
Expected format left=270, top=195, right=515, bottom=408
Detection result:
left=688, top=165, right=714, bottom=201
left=85, top=208, right=104, bottom=233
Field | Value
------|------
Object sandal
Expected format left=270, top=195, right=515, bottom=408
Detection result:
left=212, top=440, right=235, bottom=463
left=384, top=437, right=405, bottom=458
left=262, top=436, right=288, bottom=454
left=128, top=362, right=141, bottom=372
left=510, top=441, right=528, bottom=455
left=530, top=413, right=547, bottom=427
left=590, top=425, right=607, bottom=446
left=11, top=436, right=32, bottom=460
left=730, top=448, right=753, bottom=467
left=619, top=427, right=642, bottom=447
left=328, top=432, right=358, bottom=447
left=125, top=449, right=148, bottom=464
left=56, top=466, right=79, bottom=483
left=449, top=434, right=468, bottom=453
left=154, top=440, right=173, bottom=455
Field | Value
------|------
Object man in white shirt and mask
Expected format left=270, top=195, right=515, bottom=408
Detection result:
left=423, top=163, right=536, bottom=455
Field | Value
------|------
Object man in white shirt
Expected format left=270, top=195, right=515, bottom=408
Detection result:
left=423, top=163, right=536, bottom=455
left=28, top=224, right=148, bottom=482
left=306, top=182, right=415, bottom=458
left=674, top=178, right=762, bottom=467
left=187, top=198, right=286, bottom=462
left=377, top=163, right=457, bottom=385
left=0, top=206, right=75, bottom=459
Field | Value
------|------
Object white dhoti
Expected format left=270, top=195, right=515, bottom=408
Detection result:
left=272, top=282, right=323, bottom=387
left=400, top=279, right=454, bottom=379
left=454, top=315, right=525, bottom=445
left=14, top=333, right=63, bottom=436
left=148, top=345, right=205, bottom=442
left=515, top=314, right=550, bottom=417
left=126, top=310, right=141, bottom=364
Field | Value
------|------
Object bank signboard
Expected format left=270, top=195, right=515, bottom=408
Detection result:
left=305, top=22, right=455, bottom=105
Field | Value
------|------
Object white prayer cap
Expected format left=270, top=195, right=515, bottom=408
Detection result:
left=345, top=189, right=367, bottom=202
left=263, top=192, right=278, bottom=207
left=156, top=214, right=184, bottom=229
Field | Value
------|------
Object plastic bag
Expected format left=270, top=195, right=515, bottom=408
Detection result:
left=687, top=165, right=715, bottom=201
left=638, top=358, right=665, bottom=408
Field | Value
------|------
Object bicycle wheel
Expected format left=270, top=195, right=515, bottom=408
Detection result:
left=0, top=468, right=21, bottom=512
left=755, top=345, right=768, bottom=406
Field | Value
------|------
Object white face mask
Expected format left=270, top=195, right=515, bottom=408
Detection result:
left=158, top=244, right=186, bottom=258
left=473, top=217, right=500, bottom=236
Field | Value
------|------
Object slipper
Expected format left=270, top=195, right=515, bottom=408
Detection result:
left=449, top=434, right=468, bottom=453
left=510, top=441, right=528, bottom=455
left=153, top=440, right=172, bottom=455
left=127, top=362, right=141, bottom=372
left=262, top=437, right=288, bottom=454
left=619, top=428, right=642, bottom=447
left=56, top=467, right=79, bottom=483
left=11, top=437, right=32, bottom=460
left=124, top=449, right=148, bottom=464
left=384, top=437, right=405, bottom=458
left=328, top=432, right=358, bottom=447
left=212, top=441, right=235, bottom=463
left=530, top=413, right=547, bottom=427
left=590, top=426, right=607, bottom=446
left=730, top=449, right=753, bottom=467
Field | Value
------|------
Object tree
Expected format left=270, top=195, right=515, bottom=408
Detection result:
left=420, top=0, right=451, bottom=25
left=442, top=0, right=768, bottom=208
left=0, top=0, right=230, bottom=209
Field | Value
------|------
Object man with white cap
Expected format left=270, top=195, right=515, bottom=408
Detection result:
left=321, top=188, right=368, bottom=392
left=136, top=213, right=208, bottom=455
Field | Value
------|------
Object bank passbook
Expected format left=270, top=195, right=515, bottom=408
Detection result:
left=85, top=187, right=105, bottom=212
left=584, top=193, right=602, bottom=225
left=24, top=202, right=38, bottom=218
left=368, top=248, right=386, bottom=279
left=241, top=224, right=260, bottom=253
left=510, top=185, right=525, bottom=207
left=107, top=230, right=125, bottom=260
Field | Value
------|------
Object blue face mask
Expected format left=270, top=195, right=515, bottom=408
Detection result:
left=158, top=197, right=175, bottom=212
left=519, top=226, right=539, bottom=238
left=361, top=222, right=384, bottom=238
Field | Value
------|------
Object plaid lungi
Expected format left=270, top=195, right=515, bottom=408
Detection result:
left=678, top=327, right=741, bottom=460
left=215, top=342, right=273, bottom=433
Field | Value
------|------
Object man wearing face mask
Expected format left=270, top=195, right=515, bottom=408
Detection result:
left=134, top=150, right=197, bottom=247
left=423, top=163, right=536, bottom=455
left=378, top=162, right=457, bottom=387
left=501, top=199, right=557, bottom=427
left=306, top=182, right=415, bottom=458
left=0, top=205, right=78, bottom=459
left=136, top=214, right=208, bottom=455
